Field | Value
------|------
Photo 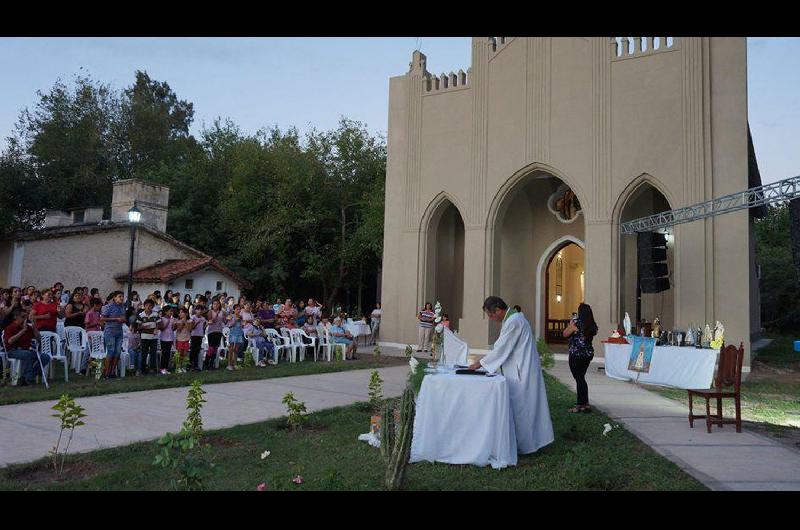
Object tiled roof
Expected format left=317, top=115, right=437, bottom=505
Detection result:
left=114, top=257, right=252, bottom=289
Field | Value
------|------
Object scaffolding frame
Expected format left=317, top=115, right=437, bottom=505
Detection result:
left=620, top=175, right=800, bottom=235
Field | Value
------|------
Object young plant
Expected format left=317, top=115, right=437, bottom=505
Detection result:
left=368, top=370, right=384, bottom=413
left=50, top=394, right=87, bottom=478
left=536, top=337, right=555, bottom=369
left=404, top=345, right=413, bottom=359
left=242, top=347, right=256, bottom=368
left=385, top=385, right=415, bottom=491
left=373, top=344, right=381, bottom=364
left=153, top=380, right=212, bottom=491
left=91, top=358, right=104, bottom=382
left=282, top=392, right=308, bottom=431
left=172, top=350, right=188, bottom=373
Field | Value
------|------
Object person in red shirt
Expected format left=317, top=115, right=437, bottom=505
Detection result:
left=4, top=308, right=49, bottom=386
left=30, top=289, right=60, bottom=332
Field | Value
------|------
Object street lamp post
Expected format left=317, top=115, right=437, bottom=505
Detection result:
left=127, top=201, right=142, bottom=309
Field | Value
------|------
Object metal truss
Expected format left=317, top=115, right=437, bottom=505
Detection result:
left=620, top=175, right=800, bottom=234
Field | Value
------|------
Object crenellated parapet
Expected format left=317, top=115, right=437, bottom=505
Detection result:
left=424, top=68, right=469, bottom=94
left=611, top=37, right=678, bottom=61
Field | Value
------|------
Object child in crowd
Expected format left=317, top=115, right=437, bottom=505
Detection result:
left=173, top=307, right=191, bottom=373
left=125, top=307, right=142, bottom=376
left=136, top=299, right=160, bottom=375
left=225, top=304, right=244, bottom=371
left=244, top=318, right=270, bottom=367
left=158, top=305, right=175, bottom=375
left=205, top=299, right=226, bottom=370
left=442, top=314, right=451, bottom=330
left=189, top=304, right=207, bottom=371
left=84, top=298, right=103, bottom=332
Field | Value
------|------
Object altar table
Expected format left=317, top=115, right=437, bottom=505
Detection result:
left=410, top=370, right=517, bottom=469
left=603, top=342, right=717, bottom=389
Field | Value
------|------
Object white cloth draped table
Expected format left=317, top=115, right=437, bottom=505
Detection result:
left=410, top=372, right=518, bottom=469
left=603, top=342, right=717, bottom=389
left=344, top=321, right=371, bottom=338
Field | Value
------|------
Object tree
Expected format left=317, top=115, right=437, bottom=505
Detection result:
left=755, top=203, right=800, bottom=332
left=119, top=70, right=196, bottom=181
left=12, top=73, right=122, bottom=212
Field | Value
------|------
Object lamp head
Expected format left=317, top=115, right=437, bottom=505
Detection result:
left=128, top=202, right=142, bottom=224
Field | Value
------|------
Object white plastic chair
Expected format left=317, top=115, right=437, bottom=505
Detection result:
left=56, top=318, right=66, bottom=351
left=39, top=331, right=68, bottom=382
left=1, top=330, right=22, bottom=386
left=265, top=328, right=289, bottom=364
left=317, top=326, right=335, bottom=362
left=85, top=331, right=107, bottom=375
left=292, top=328, right=317, bottom=362
left=64, top=326, right=88, bottom=374
left=279, top=327, right=298, bottom=362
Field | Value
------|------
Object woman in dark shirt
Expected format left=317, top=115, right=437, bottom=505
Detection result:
left=563, top=303, right=598, bottom=413
left=64, top=291, right=87, bottom=328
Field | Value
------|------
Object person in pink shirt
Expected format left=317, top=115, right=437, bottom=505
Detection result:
left=189, top=305, right=207, bottom=371
left=84, top=298, right=103, bottom=332
left=158, top=305, right=176, bottom=375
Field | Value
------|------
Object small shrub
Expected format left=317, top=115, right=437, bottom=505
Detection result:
left=153, top=380, right=212, bottom=491
left=373, top=345, right=381, bottom=363
left=172, top=350, right=188, bottom=372
left=368, top=370, right=384, bottom=413
left=90, top=358, right=104, bottom=382
left=50, top=394, right=87, bottom=478
left=242, top=347, right=256, bottom=368
left=282, top=392, right=308, bottom=431
left=537, top=337, right=555, bottom=369
left=404, top=345, right=413, bottom=359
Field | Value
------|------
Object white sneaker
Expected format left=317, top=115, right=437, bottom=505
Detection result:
left=226, top=365, right=235, bottom=371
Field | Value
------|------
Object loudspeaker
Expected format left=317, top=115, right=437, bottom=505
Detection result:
left=641, top=277, right=671, bottom=293
left=637, top=231, right=670, bottom=293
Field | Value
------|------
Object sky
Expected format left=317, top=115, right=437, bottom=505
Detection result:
left=0, top=36, right=797, bottom=186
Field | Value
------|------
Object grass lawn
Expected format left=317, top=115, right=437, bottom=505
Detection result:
left=644, top=333, right=800, bottom=442
left=0, top=354, right=407, bottom=406
left=0, top=373, right=706, bottom=491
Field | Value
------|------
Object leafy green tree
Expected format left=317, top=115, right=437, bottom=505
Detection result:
left=755, top=203, right=800, bottom=332
left=12, top=73, right=122, bottom=211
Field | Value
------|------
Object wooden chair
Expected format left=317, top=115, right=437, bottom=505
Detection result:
left=687, top=342, right=744, bottom=433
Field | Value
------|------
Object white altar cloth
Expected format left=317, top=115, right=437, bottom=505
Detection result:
left=410, top=371, right=517, bottom=469
left=603, top=342, right=717, bottom=389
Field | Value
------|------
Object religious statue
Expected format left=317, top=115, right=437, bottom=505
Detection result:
left=710, top=321, right=725, bottom=350
left=703, top=324, right=712, bottom=348
left=685, top=326, right=695, bottom=346
left=651, top=317, right=662, bottom=339
left=623, top=312, right=632, bottom=336
left=554, top=189, right=580, bottom=220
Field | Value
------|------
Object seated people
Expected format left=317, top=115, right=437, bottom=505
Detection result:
left=244, top=318, right=273, bottom=366
left=329, top=317, right=357, bottom=360
left=4, top=307, right=50, bottom=386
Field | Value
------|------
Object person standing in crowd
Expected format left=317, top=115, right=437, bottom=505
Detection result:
left=30, top=288, right=60, bottom=333
left=125, top=307, right=142, bottom=376
left=257, top=299, right=276, bottom=329
left=305, top=298, right=321, bottom=326
left=158, top=305, right=175, bottom=374
left=64, top=291, right=87, bottom=328
left=205, top=299, right=226, bottom=369
left=273, top=297, right=283, bottom=314
left=173, top=307, right=191, bottom=373
left=189, top=304, right=207, bottom=371
left=4, top=307, right=49, bottom=386
left=84, top=298, right=103, bottom=332
left=100, top=291, right=126, bottom=378
left=279, top=298, right=296, bottom=328
left=225, top=305, right=244, bottom=370
left=129, top=291, right=142, bottom=312
left=370, top=303, right=381, bottom=345
left=563, top=303, right=598, bottom=413
left=60, top=288, right=71, bottom=306
left=136, top=299, right=160, bottom=375
left=1, top=287, right=22, bottom=330
left=417, top=302, right=435, bottom=353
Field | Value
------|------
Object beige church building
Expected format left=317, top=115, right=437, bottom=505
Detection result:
left=380, top=37, right=761, bottom=368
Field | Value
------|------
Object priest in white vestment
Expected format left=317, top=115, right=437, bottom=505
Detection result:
left=469, top=296, right=554, bottom=454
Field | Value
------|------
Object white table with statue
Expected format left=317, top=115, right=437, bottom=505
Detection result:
left=602, top=318, right=723, bottom=390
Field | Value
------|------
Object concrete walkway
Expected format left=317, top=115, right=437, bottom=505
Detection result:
left=0, top=363, right=411, bottom=468
left=547, top=361, right=800, bottom=491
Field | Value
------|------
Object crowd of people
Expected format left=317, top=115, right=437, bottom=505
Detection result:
left=0, top=282, right=383, bottom=386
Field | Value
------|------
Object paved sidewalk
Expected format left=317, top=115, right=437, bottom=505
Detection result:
left=547, top=361, right=800, bottom=491
left=0, top=364, right=411, bottom=468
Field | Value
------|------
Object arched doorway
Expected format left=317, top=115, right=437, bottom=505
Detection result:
left=618, top=181, right=675, bottom=333
left=543, top=242, right=585, bottom=344
left=489, top=169, right=585, bottom=343
left=423, top=199, right=465, bottom=329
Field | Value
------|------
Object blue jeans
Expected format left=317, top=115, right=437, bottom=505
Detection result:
left=104, top=333, right=123, bottom=359
left=8, top=349, right=50, bottom=384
